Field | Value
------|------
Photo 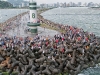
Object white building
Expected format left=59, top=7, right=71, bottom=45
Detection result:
left=22, top=2, right=25, bottom=7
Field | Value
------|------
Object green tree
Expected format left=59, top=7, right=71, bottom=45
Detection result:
left=0, top=1, right=13, bottom=8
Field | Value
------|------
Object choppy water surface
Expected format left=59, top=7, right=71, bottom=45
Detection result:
left=0, top=9, right=28, bottom=23
left=41, top=7, right=100, bottom=75
left=41, top=7, right=100, bottom=37
left=79, top=64, right=100, bottom=75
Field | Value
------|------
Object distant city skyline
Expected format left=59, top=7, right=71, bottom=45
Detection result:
left=24, top=0, right=100, bottom=4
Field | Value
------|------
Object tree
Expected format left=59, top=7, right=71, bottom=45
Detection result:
left=0, top=1, right=13, bottom=8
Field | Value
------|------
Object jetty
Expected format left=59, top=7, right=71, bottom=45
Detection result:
left=0, top=4, right=100, bottom=75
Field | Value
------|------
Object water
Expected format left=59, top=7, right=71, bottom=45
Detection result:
left=41, top=7, right=100, bottom=75
left=79, top=64, right=100, bottom=75
left=0, top=9, right=28, bottom=23
left=41, top=7, right=100, bottom=37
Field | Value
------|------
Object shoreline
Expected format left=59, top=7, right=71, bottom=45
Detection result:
left=0, top=9, right=100, bottom=75
left=38, top=9, right=66, bottom=34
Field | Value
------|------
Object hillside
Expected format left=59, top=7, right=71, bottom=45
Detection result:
left=0, top=1, right=13, bottom=8
left=7, top=0, right=29, bottom=7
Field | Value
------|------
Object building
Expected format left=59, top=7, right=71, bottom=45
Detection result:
left=22, top=2, right=25, bottom=7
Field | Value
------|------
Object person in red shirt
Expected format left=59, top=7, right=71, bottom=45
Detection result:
left=85, top=37, right=88, bottom=42
left=77, top=37, right=81, bottom=41
left=55, top=39, right=59, bottom=43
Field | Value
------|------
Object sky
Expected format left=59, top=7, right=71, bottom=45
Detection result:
left=24, top=0, right=100, bottom=4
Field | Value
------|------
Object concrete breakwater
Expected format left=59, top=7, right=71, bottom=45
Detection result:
left=0, top=9, right=100, bottom=75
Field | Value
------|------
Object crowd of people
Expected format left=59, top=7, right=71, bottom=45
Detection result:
left=0, top=12, right=100, bottom=75
left=0, top=14, right=98, bottom=57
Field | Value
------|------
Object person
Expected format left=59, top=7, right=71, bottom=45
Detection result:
left=44, top=27, right=45, bottom=31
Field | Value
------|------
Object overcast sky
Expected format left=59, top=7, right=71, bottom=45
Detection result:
left=25, top=0, right=100, bottom=4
